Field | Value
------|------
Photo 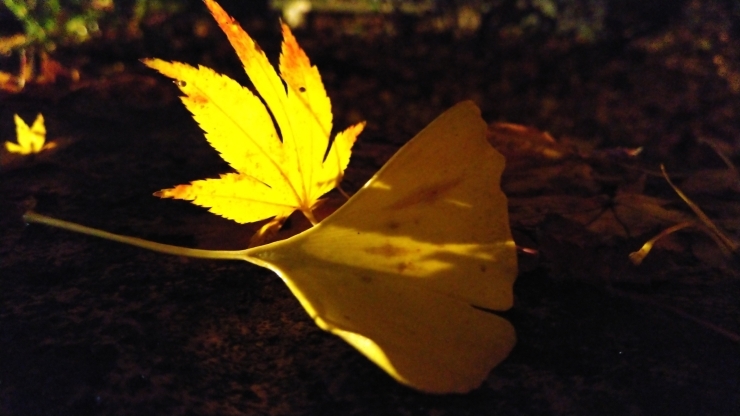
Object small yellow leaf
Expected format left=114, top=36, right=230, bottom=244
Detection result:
left=144, top=0, right=364, bottom=231
left=5, top=113, right=55, bottom=155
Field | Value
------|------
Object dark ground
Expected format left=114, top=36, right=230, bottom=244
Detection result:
left=1, top=0, right=739, bottom=415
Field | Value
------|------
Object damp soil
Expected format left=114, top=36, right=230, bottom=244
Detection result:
left=1, top=1, right=739, bottom=415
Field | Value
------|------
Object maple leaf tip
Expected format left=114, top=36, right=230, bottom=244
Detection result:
left=280, top=20, right=294, bottom=37
left=153, top=188, right=178, bottom=199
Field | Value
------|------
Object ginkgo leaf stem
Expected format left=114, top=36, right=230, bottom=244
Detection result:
left=23, top=211, right=255, bottom=263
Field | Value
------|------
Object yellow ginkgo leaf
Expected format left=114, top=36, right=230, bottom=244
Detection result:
left=143, top=0, right=365, bottom=234
left=245, top=100, right=518, bottom=393
left=4, top=113, right=55, bottom=155
left=25, top=101, right=518, bottom=393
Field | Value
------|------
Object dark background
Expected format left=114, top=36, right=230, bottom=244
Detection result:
left=1, top=0, right=739, bottom=415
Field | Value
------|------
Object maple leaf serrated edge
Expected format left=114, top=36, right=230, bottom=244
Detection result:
left=143, top=0, right=364, bottom=234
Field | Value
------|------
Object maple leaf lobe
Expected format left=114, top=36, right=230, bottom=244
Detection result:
left=145, top=0, right=364, bottom=234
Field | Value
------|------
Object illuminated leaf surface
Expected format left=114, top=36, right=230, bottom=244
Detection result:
left=244, top=101, right=518, bottom=393
left=143, top=0, right=364, bottom=229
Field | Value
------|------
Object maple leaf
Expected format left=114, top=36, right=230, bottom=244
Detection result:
left=143, top=0, right=364, bottom=236
left=4, top=113, right=56, bottom=155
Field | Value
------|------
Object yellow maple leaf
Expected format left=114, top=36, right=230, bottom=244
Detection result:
left=4, top=113, right=56, bottom=155
left=142, top=0, right=364, bottom=236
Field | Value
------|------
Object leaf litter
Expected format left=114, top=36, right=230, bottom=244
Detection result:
left=491, top=120, right=740, bottom=344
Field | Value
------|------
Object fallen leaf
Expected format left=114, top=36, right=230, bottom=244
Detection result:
left=4, top=113, right=55, bottom=155
left=243, top=101, right=517, bottom=393
left=487, top=121, right=566, bottom=169
left=25, top=100, right=519, bottom=393
left=143, top=0, right=365, bottom=240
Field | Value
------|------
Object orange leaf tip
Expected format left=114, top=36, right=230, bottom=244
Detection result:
left=143, top=1, right=364, bottom=235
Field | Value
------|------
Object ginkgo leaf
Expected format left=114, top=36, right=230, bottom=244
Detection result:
left=25, top=101, right=518, bottom=393
left=245, top=101, right=518, bottom=393
left=143, top=0, right=364, bottom=233
left=4, top=113, right=55, bottom=155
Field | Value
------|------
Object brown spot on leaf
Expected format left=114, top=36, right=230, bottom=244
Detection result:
left=397, top=262, right=410, bottom=273
left=479, top=264, right=487, bottom=272
left=360, top=275, right=372, bottom=283
left=386, top=176, right=464, bottom=210
left=189, top=93, right=208, bottom=105
left=386, top=221, right=400, bottom=230
left=364, top=243, right=410, bottom=257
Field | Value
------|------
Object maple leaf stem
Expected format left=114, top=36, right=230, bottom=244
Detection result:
left=337, top=185, right=351, bottom=200
left=22, top=211, right=262, bottom=264
left=302, top=209, right=318, bottom=226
